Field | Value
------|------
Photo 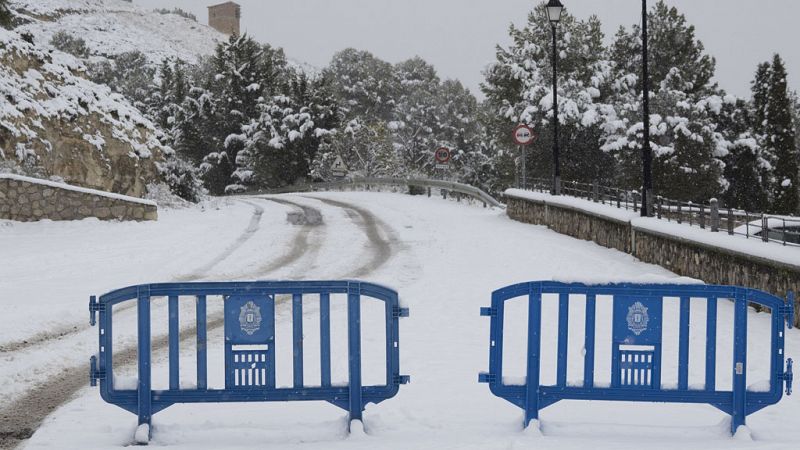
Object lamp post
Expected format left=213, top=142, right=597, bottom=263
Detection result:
left=546, top=0, right=564, bottom=195
left=641, top=0, right=653, bottom=216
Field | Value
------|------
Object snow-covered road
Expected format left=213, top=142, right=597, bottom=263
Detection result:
left=2, top=192, right=797, bottom=449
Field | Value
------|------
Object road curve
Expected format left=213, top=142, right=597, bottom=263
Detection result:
left=0, top=195, right=399, bottom=449
left=0, top=199, right=266, bottom=355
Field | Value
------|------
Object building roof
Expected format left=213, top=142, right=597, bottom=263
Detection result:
left=207, top=1, right=239, bottom=9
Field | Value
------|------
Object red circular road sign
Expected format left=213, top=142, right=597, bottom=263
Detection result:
left=513, top=124, right=536, bottom=146
left=435, top=147, right=451, bottom=164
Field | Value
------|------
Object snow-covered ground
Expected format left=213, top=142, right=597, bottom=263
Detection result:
left=13, top=0, right=223, bottom=66
left=2, top=192, right=797, bottom=449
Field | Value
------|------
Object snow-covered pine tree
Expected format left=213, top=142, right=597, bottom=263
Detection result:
left=752, top=62, right=771, bottom=137
left=482, top=4, right=615, bottom=187
left=325, top=49, right=399, bottom=124
left=718, top=96, right=770, bottom=211
left=764, top=54, right=798, bottom=214
left=604, top=1, right=725, bottom=201
left=236, top=72, right=338, bottom=190
left=437, top=80, right=490, bottom=186
left=392, top=57, right=442, bottom=175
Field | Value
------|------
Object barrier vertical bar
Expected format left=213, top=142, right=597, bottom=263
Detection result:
left=267, top=295, right=276, bottom=389
left=137, top=286, right=152, bottom=426
left=678, top=297, right=690, bottom=390
left=384, top=291, right=393, bottom=386
left=486, top=290, right=506, bottom=388
left=525, top=285, right=542, bottom=426
left=557, top=293, right=569, bottom=387
left=169, top=295, right=179, bottom=391
left=705, top=297, right=717, bottom=391
left=320, top=292, right=331, bottom=388
left=731, top=291, right=748, bottom=434
left=583, top=294, right=596, bottom=388
left=348, top=283, right=363, bottom=422
left=102, top=297, right=113, bottom=390
left=196, top=295, right=207, bottom=390
left=390, top=290, right=402, bottom=387
left=293, top=293, right=304, bottom=388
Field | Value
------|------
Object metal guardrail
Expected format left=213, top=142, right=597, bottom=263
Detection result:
left=526, top=178, right=800, bottom=247
left=252, top=177, right=505, bottom=209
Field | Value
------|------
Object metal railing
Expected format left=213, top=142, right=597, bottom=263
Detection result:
left=253, top=177, right=505, bottom=209
left=525, top=178, right=800, bottom=247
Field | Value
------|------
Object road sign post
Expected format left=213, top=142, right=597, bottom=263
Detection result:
left=513, top=125, right=536, bottom=189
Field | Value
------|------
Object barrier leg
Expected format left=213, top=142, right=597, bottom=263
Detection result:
left=731, top=293, right=748, bottom=435
left=524, top=288, right=542, bottom=427
left=136, top=289, right=152, bottom=443
left=348, top=284, right=363, bottom=423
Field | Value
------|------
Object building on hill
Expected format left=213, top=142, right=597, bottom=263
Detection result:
left=208, top=1, right=241, bottom=36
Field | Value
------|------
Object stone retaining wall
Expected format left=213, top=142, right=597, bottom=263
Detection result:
left=506, top=193, right=800, bottom=327
left=0, top=174, right=157, bottom=222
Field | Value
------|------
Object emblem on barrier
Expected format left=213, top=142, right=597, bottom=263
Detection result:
left=626, top=301, right=649, bottom=335
left=239, top=301, right=262, bottom=336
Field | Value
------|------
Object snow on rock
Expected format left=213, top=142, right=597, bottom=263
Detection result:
left=0, top=25, right=171, bottom=197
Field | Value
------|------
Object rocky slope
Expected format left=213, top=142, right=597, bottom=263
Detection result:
left=0, top=0, right=225, bottom=197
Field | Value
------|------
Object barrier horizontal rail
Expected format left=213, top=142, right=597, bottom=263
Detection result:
left=89, top=281, right=410, bottom=444
left=479, top=282, right=794, bottom=435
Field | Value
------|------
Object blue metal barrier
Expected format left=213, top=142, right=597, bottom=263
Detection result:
left=89, top=281, right=409, bottom=440
left=479, top=282, right=794, bottom=435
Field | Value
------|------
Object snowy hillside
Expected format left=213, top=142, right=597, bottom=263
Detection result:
left=12, top=0, right=223, bottom=65
left=0, top=26, right=173, bottom=197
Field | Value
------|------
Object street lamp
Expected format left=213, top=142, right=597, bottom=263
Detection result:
left=546, top=0, right=564, bottom=195
left=641, top=0, right=653, bottom=216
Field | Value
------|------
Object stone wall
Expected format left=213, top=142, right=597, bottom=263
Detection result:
left=506, top=197, right=632, bottom=254
left=506, top=192, right=800, bottom=327
left=0, top=174, right=157, bottom=222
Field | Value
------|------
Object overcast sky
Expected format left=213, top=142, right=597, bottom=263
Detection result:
left=136, top=0, right=799, bottom=99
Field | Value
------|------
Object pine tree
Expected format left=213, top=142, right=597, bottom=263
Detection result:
left=482, top=4, right=615, bottom=187
left=325, top=49, right=399, bottom=124
left=612, top=1, right=716, bottom=96
left=393, top=57, right=441, bottom=175
left=604, top=1, right=725, bottom=200
left=751, top=62, right=771, bottom=137
left=765, top=54, right=798, bottom=214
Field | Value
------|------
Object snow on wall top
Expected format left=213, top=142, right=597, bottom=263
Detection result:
left=0, top=173, right=157, bottom=206
left=13, top=0, right=224, bottom=65
left=506, top=188, right=800, bottom=269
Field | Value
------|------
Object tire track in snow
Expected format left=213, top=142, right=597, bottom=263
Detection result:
left=0, top=199, right=266, bottom=355
left=307, top=197, right=396, bottom=278
left=0, top=195, right=399, bottom=449
left=173, top=199, right=265, bottom=281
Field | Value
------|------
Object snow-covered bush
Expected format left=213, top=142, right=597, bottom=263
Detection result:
left=49, top=31, right=89, bottom=58
left=153, top=8, right=197, bottom=22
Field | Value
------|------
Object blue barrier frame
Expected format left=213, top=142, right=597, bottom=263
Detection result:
left=479, top=282, right=794, bottom=435
left=89, top=281, right=409, bottom=439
